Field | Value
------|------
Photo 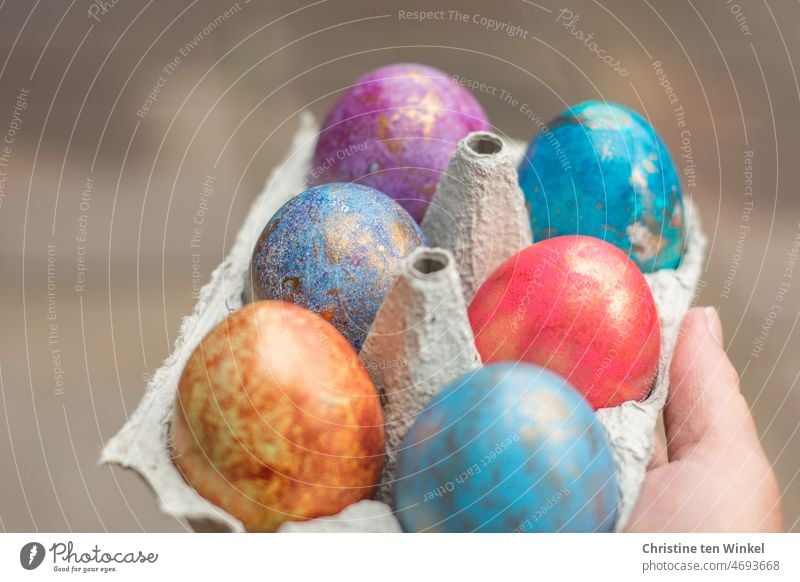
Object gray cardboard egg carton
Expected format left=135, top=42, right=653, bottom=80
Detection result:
left=102, top=112, right=706, bottom=533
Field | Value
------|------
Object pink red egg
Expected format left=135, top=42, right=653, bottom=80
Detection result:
left=172, top=301, right=385, bottom=531
left=310, top=63, right=490, bottom=221
left=468, top=236, right=660, bottom=409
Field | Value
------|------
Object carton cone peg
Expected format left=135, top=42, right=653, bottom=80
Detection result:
left=421, top=131, right=533, bottom=303
left=360, top=247, right=482, bottom=504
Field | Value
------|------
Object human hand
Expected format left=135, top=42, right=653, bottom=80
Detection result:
left=627, top=307, right=783, bottom=532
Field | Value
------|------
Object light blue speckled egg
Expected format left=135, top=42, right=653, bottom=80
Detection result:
left=518, top=101, right=684, bottom=272
left=249, top=183, right=425, bottom=350
left=393, top=362, right=619, bottom=532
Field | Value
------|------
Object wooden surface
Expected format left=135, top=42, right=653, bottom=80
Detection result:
left=0, top=0, right=798, bottom=531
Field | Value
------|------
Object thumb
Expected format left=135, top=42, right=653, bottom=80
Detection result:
left=664, top=306, right=759, bottom=462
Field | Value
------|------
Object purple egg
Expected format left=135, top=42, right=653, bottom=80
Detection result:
left=310, top=63, right=490, bottom=221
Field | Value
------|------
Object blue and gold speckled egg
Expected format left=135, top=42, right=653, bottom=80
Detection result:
left=518, top=101, right=684, bottom=272
left=250, top=183, right=425, bottom=350
left=394, top=363, right=618, bottom=532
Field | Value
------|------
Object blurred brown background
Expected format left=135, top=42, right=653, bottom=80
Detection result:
left=0, top=0, right=798, bottom=531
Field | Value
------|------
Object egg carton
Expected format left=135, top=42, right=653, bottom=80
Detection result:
left=101, top=112, right=706, bottom=533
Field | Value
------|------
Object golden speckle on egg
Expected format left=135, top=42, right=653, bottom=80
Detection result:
left=670, top=204, right=683, bottom=229
left=322, top=214, right=359, bottom=264
left=626, top=221, right=666, bottom=261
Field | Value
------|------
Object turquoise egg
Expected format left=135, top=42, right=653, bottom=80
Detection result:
left=249, top=183, right=425, bottom=350
left=393, top=363, right=618, bottom=532
left=518, top=101, right=684, bottom=272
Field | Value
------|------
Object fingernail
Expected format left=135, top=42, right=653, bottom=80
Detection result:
left=703, top=306, right=723, bottom=345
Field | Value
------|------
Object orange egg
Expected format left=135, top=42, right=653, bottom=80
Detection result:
left=171, top=300, right=384, bottom=531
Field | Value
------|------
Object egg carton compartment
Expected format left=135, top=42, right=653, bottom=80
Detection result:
left=101, top=112, right=706, bottom=533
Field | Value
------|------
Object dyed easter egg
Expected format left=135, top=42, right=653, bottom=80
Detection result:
left=394, top=363, right=618, bottom=532
left=518, top=101, right=684, bottom=272
left=468, top=236, right=660, bottom=410
left=310, top=63, right=490, bottom=221
left=250, top=183, right=425, bottom=350
left=172, top=300, right=385, bottom=532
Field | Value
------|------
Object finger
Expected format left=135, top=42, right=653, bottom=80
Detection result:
left=664, top=307, right=759, bottom=462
